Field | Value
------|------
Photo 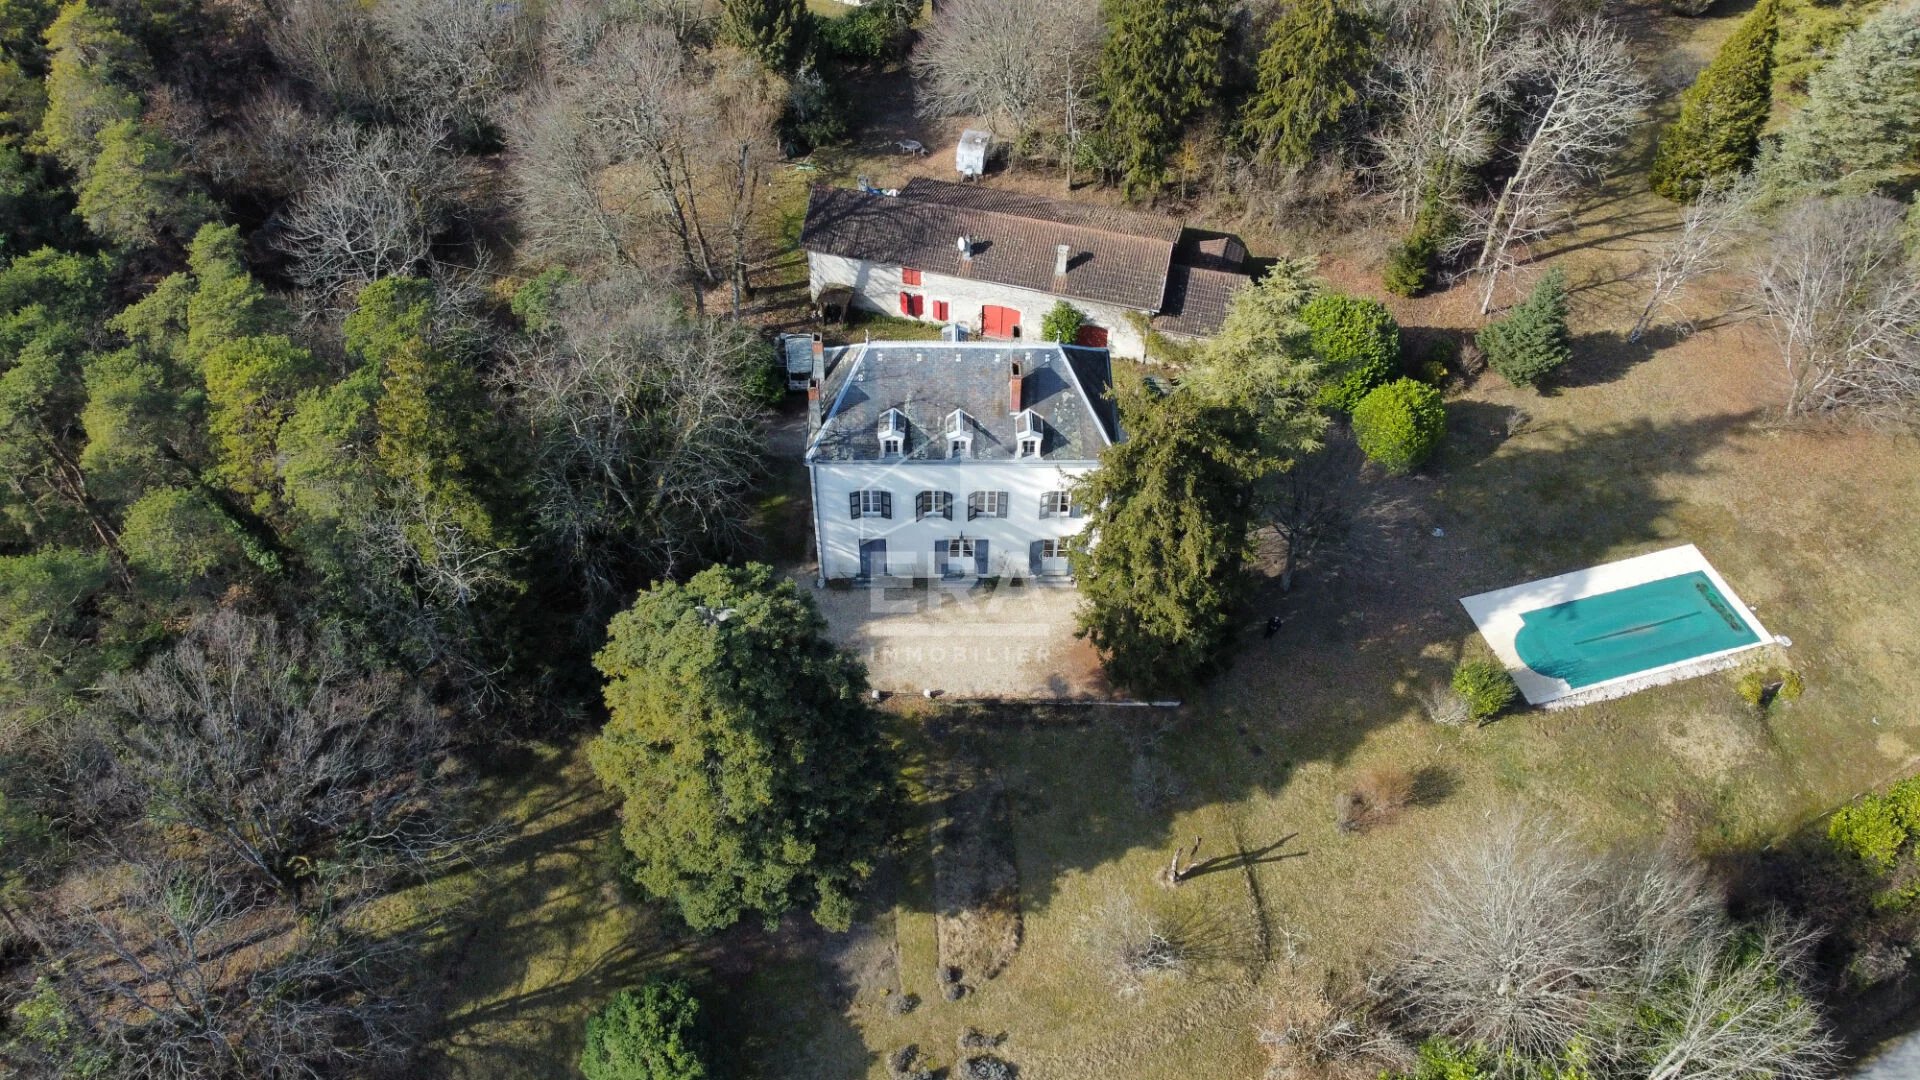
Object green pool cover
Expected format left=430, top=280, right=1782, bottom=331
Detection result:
left=1514, top=571, right=1760, bottom=689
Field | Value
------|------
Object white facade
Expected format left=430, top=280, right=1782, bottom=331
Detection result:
left=810, top=458, right=1096, bottom=582
left=808, top=252, right=1149, bottom=358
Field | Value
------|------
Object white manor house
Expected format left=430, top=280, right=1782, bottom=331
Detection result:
left=802, top=336, right=1121, bottom=584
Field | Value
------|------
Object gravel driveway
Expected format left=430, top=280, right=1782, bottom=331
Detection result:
left=806, top=578, right=1110, bottom=700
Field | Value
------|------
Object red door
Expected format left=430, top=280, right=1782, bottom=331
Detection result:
left=1075, top=324, right=1110, bottom=348
left=981, top=305, right=1021, bottom=339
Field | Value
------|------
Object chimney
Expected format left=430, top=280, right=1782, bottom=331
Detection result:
left=1054, top=244, right=1071, bottom=279
left=810, top=332, right=824, bottom=371
left=958, top=235, right=972, bottom=260
left=807, top=377, right=822, bottom=432
left=1009, top=360, right=1024, bottom=415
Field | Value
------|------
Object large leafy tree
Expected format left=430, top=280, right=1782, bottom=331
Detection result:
left=1243, top=0, right=1374, bottom=169
left=588, top=563, right=896, bottom=932
left=1649, top=0, right=1779, bottom=202
left=1096, top=0, right=1228, bottom=198
left=1071, top=380, right=1281, bottom=692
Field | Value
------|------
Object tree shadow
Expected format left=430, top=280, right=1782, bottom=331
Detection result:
left=1179, top=833, right=1306, bottom=882
left=1548, top=322, right=1700, bottom=392
left=887, top=405, right=1764, bottom=918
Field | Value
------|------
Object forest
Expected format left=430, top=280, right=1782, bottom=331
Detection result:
left=1, top=0, right=1918, bottom=1077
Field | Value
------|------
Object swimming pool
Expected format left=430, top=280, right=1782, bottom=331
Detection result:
left=1513, top=571, right=1761, bottom=689
left=1460, top=545, right=1777, bottom=708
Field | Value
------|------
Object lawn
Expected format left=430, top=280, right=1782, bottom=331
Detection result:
left=410, top=2, right=1920, bottom=1075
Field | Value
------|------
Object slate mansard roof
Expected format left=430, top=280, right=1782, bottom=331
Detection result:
left=806, top=342, right=1120, bottom=464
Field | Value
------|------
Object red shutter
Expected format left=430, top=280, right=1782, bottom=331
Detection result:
left=933, top=299, right=950, bottom=321
left=1075, top=324, right=1110, bottom=348
left=899, top=291, right=912, bottom=316
left=909, top=294, right=925, bottom=317
left=902, top=268, right=923, bottom=286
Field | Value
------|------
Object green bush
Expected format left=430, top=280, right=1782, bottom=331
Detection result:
left=1384, top=1037, right=1491, bottom=1080
left=1829, top=798, right=1907, bottom=872
left=1477, top=268, right=1571, bottom=388
left=1734, top=665, right=1803, bottom=710
left=1886, top=777, right=1920, bottom=837
left=1351, top=378, right=1445, bottom=474
left=817, top=6, right=903, bottom=64
left=1041, top=300, right=1087, bottom=344
left=580, top=980, right=709, bottom=1080
left=1450, top=659, right=1518, bottom=722
left=1383, top=232, right=1437, bottom=297
left=1302, top=292, right=1400, bottom=411
left=511, top=266, right=572, bottom=332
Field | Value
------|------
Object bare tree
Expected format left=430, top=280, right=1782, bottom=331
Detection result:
left=499, top=274, right=766, bottom=617
left=1393, top=812, right=1613, bottom=1059
left=1753, top=195, right=1920, bottom=421
left=501, top=27, right=736, bottom=310
left=99, top=609, right=473, bottom=897
left=697, top=48, right=788, bottom=317
left=1466, top=18, right=1650, bottom=313
left=911, top=0, right=1103, bottom=173
left=372, top=0, right=537, bottom=134
left=1603, top=914, right=1838, bottom=1080
left=1369, top=0, right=1547, bottom=218
left=272, top=121, right=464, bottom=297
left=1629, top=177, right=1758, bottom=342
left=267, top=0, right=398, bottom=116
left=25, top=853, right=417, bottom=1080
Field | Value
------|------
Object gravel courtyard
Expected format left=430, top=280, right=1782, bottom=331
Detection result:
left=807, top=578, right=1111, bottom=700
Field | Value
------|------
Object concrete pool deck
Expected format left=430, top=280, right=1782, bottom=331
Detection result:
left=1461, top=545, right=1780, bottom=709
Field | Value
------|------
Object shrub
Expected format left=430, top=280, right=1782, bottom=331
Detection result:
left=1829, top=798, right=1907, bottom=872
left=1384, top=232, right=1437, bottom=297
left=1302, top=292, right=1400, bottom=411
left=1351, top=378, right=1445, bottom=474
left=580, top=980, right=709, bottom=1080
left=511, top=266, right=572, bottom=332
left=1451, top=659, right=1517, bottom=722
left=1886, top=777, right=1920, bottom=838
left=1421, top=685, right=1472, bottom=727
left=1041, top=300, right=1087, bottom=344
left=1649, top=0, right=1779, bottom=203
left=1477, top=269, right=1571, bottom=387
left=817, top=6, right=903, bottom=63
left=1734, top=665, right=1804, bottom=710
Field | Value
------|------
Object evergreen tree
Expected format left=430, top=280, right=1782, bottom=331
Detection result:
left=35, top=0, right=142, bottom=178
left=580, top=980, right=709, bottom=1080
left=74, top=116, right=208, bottom=248
left=1477, top=268, right=1571, bottom=388
left=1243, top=0, right=1374, bottom=169
left=1189, top=257, right=1327, bottom=458
left=1097, top=0, right=1228, bottom=199
left=1071, top=379, right=1281, bottom=692
left=722, top=0, right=809, bottom=72
left=1768, top=0, right=1920, bottom=196
left=588, top=563, right=896, bottom=932
left=1649, top=0, right=1779, bottom=203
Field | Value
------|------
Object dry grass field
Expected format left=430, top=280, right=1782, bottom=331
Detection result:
left=407, top=2, right=1920, bottom=1076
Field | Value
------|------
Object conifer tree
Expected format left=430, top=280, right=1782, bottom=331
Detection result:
left=1768, top=0, right=1920, bottom=196
left=1649, top=0, right=1779, bottom=203
left=1071, top=379, right=1281, bottom=692
left=36, top=0, right=142, bottom=177
left=1477, top=268, right=1571, bottom=388
left=1243, top=0, right=1374, bottom=169
left=1097, top=0, right=1228, bottom=199
left=74, top=117, right=208, bottom=248
left=722, top=0, right=809, bottom=72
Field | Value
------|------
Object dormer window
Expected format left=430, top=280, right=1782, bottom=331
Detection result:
left=1015, top=409, right=1043, bottom=458
left=878, top=408, right=906, bottom=458
left=945, top=409, right=973, bottom=459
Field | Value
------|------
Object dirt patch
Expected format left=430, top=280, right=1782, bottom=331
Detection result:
left=932, top=779, right=1024, bottom=984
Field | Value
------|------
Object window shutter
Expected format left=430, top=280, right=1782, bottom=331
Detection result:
left=975, top=539, right=990, bottom=577
left=940, top=492, right=953, bottom=520
left=933, top=540, right=948, bottom=577
left=933, top=299, right=949, bottom=321
left=995, top=492, right=1009, bottom=518
left=898, top=291, right=912, bottom=316
left=1069, top=497, right=1084, bottom=519
left=850, top=492, right=862, bottom=519
left=880, top=491, right=892, bottom=519
left=1040, top=494, right=1054, bottom=519
left=913, top=295, right=926, bottom=317
left=967, top=492, right=979, bottom=521
left=903, top=268, right=922, bottom=286
left=1029, top=541, right=1044, bottom=577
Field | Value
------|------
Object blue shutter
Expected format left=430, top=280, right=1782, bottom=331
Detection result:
left=880, top=491, right=892, bottom=519
left=934, top=540, right=948, bottom=577
left=995, top=491, right=1010, bottom=518
left=974, top=539, right=990, bottom=577
left=1029, top=541, right=1044, bottom=577
left=850, top=492, right=861, bottom=519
